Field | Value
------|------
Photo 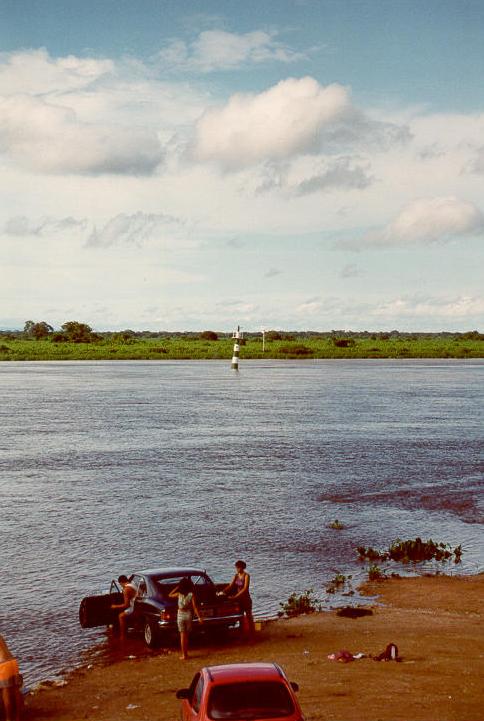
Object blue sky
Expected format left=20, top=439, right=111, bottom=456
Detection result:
left=1, top=0, right=483, bottom=330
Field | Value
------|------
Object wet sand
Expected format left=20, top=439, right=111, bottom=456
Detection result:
left=23, top=574, right=483, bottom=721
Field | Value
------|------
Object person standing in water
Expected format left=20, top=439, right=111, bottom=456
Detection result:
left=169, top=577, right=203, bottom=660
left=0, top=634, right=22, bottom=721
left=111, top=575, right=137, bottom=640
left=223, top=560, right=255, bottom=639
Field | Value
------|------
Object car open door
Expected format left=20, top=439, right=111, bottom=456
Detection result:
left=79, top=580, right=123, bottom=628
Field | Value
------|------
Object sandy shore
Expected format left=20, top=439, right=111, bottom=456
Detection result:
left=23, top=574, right=483, bottom=721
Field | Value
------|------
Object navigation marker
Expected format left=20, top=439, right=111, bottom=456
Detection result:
left=231, top=325, right=243, bottom=370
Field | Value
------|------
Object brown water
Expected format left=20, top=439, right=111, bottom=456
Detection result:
left=1, top=359, right=482, bottom=685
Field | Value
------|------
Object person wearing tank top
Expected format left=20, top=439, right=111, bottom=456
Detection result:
left=223, top=560, right=255, bottom=640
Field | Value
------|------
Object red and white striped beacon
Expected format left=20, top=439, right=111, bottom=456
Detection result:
left=231, top=325, right=243, bottom=370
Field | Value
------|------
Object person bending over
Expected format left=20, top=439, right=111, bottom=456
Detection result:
left=111, top=575, right=137, bottom=640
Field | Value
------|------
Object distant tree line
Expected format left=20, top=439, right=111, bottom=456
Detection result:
left=21, top=320, right=101, bottom=343
left=0, top=323, right=482, bottom=343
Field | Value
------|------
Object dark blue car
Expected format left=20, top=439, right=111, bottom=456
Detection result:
left=79, top=567, right=243, bottom=647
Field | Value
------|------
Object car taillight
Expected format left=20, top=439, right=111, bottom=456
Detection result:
left=160, top=609, right=176, bottom=621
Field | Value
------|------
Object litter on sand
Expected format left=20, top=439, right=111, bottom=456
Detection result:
left=372, top=642, right=401, bottom=661
left=328, top=643, right=401, bottom=663
left=328, top=650, right=360, bottom=663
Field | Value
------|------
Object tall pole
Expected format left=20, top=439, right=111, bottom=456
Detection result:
left=232, top=325, right=242, bottom=370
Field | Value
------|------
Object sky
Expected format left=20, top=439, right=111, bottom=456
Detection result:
left=1, top=0, right=483, bottom=332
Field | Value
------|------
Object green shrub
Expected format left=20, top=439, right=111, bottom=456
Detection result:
left=368, top=564, right=385, bottom=581
left=332, top=338, right=355, bottom=348
left=279, top=588, right=321, bottom=617
left=279, top=343, right=313, bottom=355
left=325, top=573, right=353, bottom=595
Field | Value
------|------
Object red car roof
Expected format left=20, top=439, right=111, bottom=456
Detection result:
left=204, top=663, right=286, bottom=684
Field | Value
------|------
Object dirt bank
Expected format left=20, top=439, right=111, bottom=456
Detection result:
left=24, top=574, right=483, bottom=721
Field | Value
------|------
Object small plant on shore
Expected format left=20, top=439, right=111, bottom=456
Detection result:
left=367, top=564, right=386, bottom=581
left=325, top=572, right=353, bottom=595
left=328, top=519, right=345, bottom=530
left=279, top=588, right=322, bottom=617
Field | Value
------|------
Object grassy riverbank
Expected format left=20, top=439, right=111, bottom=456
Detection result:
left=0, top=334, right=483, bottom=361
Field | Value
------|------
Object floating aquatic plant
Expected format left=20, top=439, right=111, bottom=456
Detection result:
left=357, top=537, right=463, bottom=564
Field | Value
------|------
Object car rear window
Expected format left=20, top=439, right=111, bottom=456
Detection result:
left=153, top=574, right=212, bottom=597
left=207, top=680, right=295, bottom=719
left=153, top=576, right=185, bottom=596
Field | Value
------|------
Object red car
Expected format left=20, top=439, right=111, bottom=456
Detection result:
left=176, top=662, right=304, bottom=721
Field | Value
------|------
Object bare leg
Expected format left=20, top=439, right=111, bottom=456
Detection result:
left=1, top=687, right=16, bottom=721
left=118, top=611, right=127, bottom=640
left=14, top=687, right=22, bottom=721
left=180, top=631, right=188, bottom=660
left=246, top=609, right=256, bottom=639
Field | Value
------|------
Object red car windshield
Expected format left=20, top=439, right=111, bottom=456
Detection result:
left=207, top=680, right=295, bottom=719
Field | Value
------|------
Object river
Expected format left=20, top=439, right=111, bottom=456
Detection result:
left=1, top=359, right=482, bottom=684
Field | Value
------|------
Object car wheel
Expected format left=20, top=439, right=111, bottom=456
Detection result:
left=144, top=619, right=161, bottom=648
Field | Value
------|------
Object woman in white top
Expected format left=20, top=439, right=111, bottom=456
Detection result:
left=169, top=577, right=203, bottom=660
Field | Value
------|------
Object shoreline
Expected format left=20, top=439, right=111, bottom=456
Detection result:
left=23, top=573, right=483, bottom=721
left=2, top=356, right=484, bottom=363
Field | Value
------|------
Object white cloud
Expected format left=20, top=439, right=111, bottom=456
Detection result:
left=4, top=215, right=87, bottom=236
left=468, top=146, right=484, bottom=174
left=193, top=78, right=349, bottom=168
left=340, top=196, right=484, bottom=249
left=254, top=155, right=374, bottom=195
left=373, top=295, right=484, bottom=320
left=192, top=77, right=408, bottom=170
left=158, top=29, right=303, bottom=73
left=340, top=263, right=361, bottom=278
left=388, top=197, right=484, bottom=242
left=0, top=48, right=114, bottom=95
left=290, top=293, right=484, bottom=329
left=264, top=267, right=282, bottom=278
left=86, top=211, right=188, bottom=248
left=0, top=94, right=163, bottom=175
left=294, top=157, right=373, bottom=195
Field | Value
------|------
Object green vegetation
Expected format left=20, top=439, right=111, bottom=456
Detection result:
left=0, top=324, right=482, bottom=361
left=325, top=572, right=354, bottom=595
left=279, top=588, right=322, bottom=617
left=328, top=519, right=345, bottom=530
left=367, top=564, right=386, bottom=581
left=357, top=537, right=463, bottom=564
